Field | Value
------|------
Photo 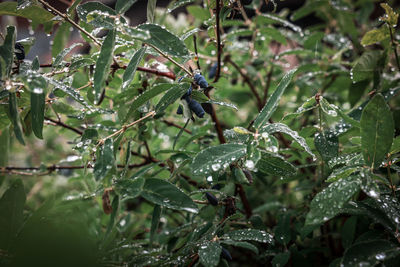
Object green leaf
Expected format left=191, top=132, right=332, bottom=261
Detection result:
left=155, top=83, right=190, bottom=113
left=116, top=0, right=137, bottom=14
left=222, top=229, right=274, bottom=244
left=274, top=212, right=291, bottom=245
left=94, top=138, right=115, bottom=181
left=124, top=83, right=174, bottom=121
left=53, top=43, right=83, bottom=68
left=326, top=166, right=362, bottom=183
left=361, top=94, right=394, bottom=169
left=390, top=136, right=400, bottom=155
left=0, top=127, right=10, bottom=185
left=147, top=0, right=157, bottom=23
left=253, top=69, right=297, bottom=129
left=122, top=47, right=146, bottom=90
left=44, top=76, right=90, bottom=108
left=261, top=123, right=315, bottom=158
left=8, top=92, right=25, bottom=145
left=0, top=26, right=16, bottom=78
left=341, top=240, right=400, bottom=266
left=256, top=14, right=303, bottom=35
left=0, top=2, right=53, bottom=26
left=341, top=216, right=357, bottom=249
left=30, top=88, right=45, bottom=139
left=361, top=27, right=390, bottom=46
left=198, top=242, right=221, bottom=267
left=220, top=240, right=259, bottom=254
left=305, top=175, right=361, bottom=225
left=314, top=131, right=339, bottom=162
left=0, top=179, right=26, bottom=250
left=256, top=152, right=297, bottom=177
left=94, top=29, right=116, bottom=104
left=150, top=205, right=161, bottom=246
left=281, top=96, right=317, bottom=121
left=191, top=143, right=247, bottom=176
left=272, top=252, right=291, bottom=267
left=115, top=177, right=145, bottom=199
left=137, top=24, right=189, bottom=58
left=141, top=178, right=198, bottom=213
left=380, top=3, right=399, bottom=27
left=350, top=51, right=382, bottom=82
left=76, top=2, right=118, bottom=29
left=167, top=0, right=196, bottom=13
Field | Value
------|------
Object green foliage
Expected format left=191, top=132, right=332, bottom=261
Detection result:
left=1, top=0, right=400, bottom=266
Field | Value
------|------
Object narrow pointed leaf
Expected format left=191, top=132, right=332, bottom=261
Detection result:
left=94, top=138, right=115, bottom=180
left=155, top=83, right=190, bottom=113
left=191, top=143, right=247, bottom=176
left=122, top=47, right=146, bottom=90
left=305, top=175, right=361, bottom=225
left=150, top=205, right=161, bottom=246
left=94, top=29, right=116, bottom=104
left=261, top=123, right=315, bottom=158
left=141, top=178, right=198, bottom=213
left=361, top=94, right=394, bottom=169
left=0, top=179, right=26, bottom=250
left=220, top=240, right=259, bottom=254
left=254, top=69, right=297, bottom=129
left=138, top=24, right=189, bottom=58
left=116, top=0, right=137, bottom=14
left=198, top=242, right=222, bottom=267
left=30, top=89, right=45, bottom=139
left=8, top=92, right=25, bottom=145
left=256, top=152, right=297, bottom=177
left=222, top=229, right=274, bottom=244
left=147, top=0, right=157, bottom=23
left=0, top=26, right=15, bottom=78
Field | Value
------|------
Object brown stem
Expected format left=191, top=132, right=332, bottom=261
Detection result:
left=236, top=184, right=252, bottom=218
left=44, top=116, right=83, bottom=135
left=213, top=0, right=222, bottom=83
left=225, top=55, right=263, bottom=110
left=161, top=119, right=192, bottom=134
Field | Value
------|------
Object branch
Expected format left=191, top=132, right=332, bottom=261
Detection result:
left=161, top=119, right=192, bottom=134
left=213, top=0, right=222, bottom=82
left=225, top=55, right=263, bottom=110
left=37, top=0, right=102, bottom=46
left=44, top=116, right=83, bottom=135
left=146, top=44, right=192, bottom=76
left=98, top=111, right=156, bottom=146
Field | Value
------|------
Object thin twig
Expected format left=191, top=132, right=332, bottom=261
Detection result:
left=225, top=55, right=263, bottom=109
left=97, top=111, right=156, bottom=146
left=389, top=25, right=400, bottom=72
left=213, top=0, right=222, bottom=82
left=44, top=116, right=83, bottom=135
left=37, top=0, right=102, bottom=46
left=146, top=44, right=192, bottom=76
left=193, top=35, right=201, bottom=70
left=161, top=119, right=192, bottom=134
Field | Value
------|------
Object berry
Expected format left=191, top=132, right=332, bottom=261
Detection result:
left=205, top=192, right=218, bottom=206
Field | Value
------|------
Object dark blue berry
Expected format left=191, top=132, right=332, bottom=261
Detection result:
left=221, top=247, right=232, bottom=261
left=208, top=62, right=218, bottom=79
left=194, top=73, right=208, bottom=88
left=176, top=105, right=183, bottom=115
left=205, top=192, right=218, bottom=206
left=14, top=42, right=25, bottom=60
left=188, top=99, right=205, bottom=118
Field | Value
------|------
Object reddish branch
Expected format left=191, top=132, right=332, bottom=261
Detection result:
left=213, top=0, right=222, bottom=83
left=225, top=55, right=263, bottom=110
left=161, top=119, right=192, bottom=134
left=44, top=116, right=83, bottom=135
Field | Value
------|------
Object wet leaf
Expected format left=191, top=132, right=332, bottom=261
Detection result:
left=8, top=92, right=25, bottom=145
left=155, top=83, right=190, bottom=113
left=122, top=47, right=146, bottom=90
left=314, top=130, right=339, bottom=162
left=361, top=94, right=394, bottom=169
left=94, top=138, right=115, bottom=180
left=30, top=88, right=45, bottom=139
left=115, top=0, right=137, bottom=14
left=256, top=152, right=297, bottom=177
left=198, top=242, right=221, bottom=267
left=222, top=229, right=274, bottom=244
left=191, top=143, right=247, bottom=176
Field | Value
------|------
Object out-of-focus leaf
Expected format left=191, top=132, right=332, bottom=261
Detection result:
left=350, top=51, right=382, bottom=82
left=94, top=29, right=116, bottom=104
left=52, top=22, right=72, bottom=58
left=0, top=179, right=26, bottom=250
left=147, top=0, right=157, bottom=23
left=0, top=2, right=53, bottom=26
left=361, top=27, right=390, bottom=46
left=0, top=26, right=16, bottom=78
left=116, top=0, right=137, bottom=14
left=150, top=205, right=161, bottom=246
left=360, top=94, right=394, bottom=169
